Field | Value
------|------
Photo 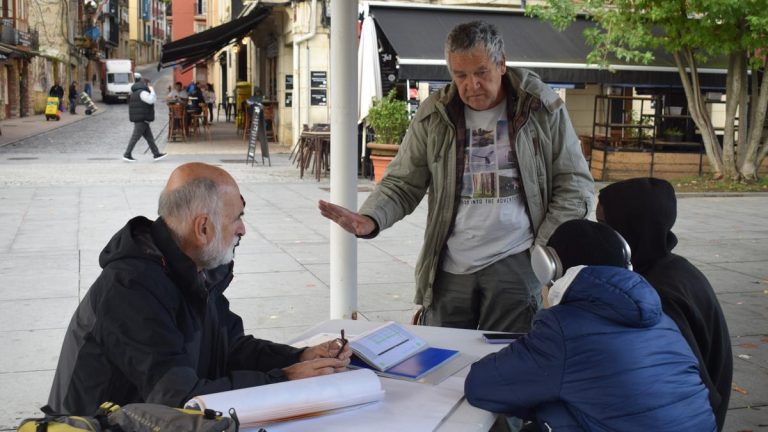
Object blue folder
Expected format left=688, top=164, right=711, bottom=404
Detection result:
left=349, top=346, right=460, bottom=381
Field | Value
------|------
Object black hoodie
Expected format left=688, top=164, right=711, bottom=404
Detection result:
left=48, top=216, right=303, bottom=415
left=599, top=178, right=732, bottom=431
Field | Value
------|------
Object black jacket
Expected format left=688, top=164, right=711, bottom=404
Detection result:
left=48, top=217, right=304, bottom=415
left=599, top=178, right=732, bottom=431
left=49, top=84, right=64, bottom=99
left=128, top=82, right=155, bottom=123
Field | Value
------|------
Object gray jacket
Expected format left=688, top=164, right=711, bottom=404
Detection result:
left=360, top=68, right=594, bottom=308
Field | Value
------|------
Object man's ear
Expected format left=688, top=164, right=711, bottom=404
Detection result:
left=191, top=214, right=211, bottom=245
left=499, top=54, right=507, bottom=73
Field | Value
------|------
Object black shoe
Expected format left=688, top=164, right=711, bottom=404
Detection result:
left=153, top=153, right=167, bottom=162
left=122, top=155, right=136, bottom=162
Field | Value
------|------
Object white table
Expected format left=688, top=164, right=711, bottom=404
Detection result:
left=288, top=319, right=505, bottom=432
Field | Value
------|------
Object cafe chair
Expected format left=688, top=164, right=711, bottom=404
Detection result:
left=189, top=106, right=204, bottom=139
left=168, top=103, right=186, bottom=142
left=200, top=105, right=212, bottom=141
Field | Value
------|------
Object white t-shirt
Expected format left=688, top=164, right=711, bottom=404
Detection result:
left=442, top=100, right=533, bottom=274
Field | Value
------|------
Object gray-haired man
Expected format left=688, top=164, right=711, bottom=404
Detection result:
left=49, top=163, right=352, bottom=415
left=319, top=21, right=594, bottom=333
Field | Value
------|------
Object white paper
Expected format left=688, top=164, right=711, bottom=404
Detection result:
left=247, top=374, right=467, bottom=432
left=185, top=369, right=384, bottom=427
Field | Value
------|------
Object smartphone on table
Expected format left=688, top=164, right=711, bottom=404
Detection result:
left=482, top=332, right=526, bottom=344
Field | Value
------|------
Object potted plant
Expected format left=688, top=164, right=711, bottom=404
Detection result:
left=664, top=127, right=684, bottom=142
left=366, top=89, right=410, bottom=183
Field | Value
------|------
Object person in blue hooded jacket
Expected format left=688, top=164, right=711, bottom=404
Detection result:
left=464, top=219, right=716, bottom=431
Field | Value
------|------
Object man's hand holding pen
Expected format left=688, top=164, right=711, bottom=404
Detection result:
left=283, top=330, right=352, bottom=380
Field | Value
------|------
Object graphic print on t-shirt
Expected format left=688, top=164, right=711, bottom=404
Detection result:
left=461, top=119, right=522, bottom=202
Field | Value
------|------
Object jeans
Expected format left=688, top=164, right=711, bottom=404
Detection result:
left=124, top=122, right=160, bottom=157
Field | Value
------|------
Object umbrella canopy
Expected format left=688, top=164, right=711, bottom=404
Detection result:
left=357, top=15, right=382, bottom=124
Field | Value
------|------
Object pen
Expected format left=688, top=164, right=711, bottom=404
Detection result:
left=336, top=329, right=348, bottom=359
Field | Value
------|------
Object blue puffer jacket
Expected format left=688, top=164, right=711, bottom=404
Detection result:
left=465, top=266, right=716, bottom=431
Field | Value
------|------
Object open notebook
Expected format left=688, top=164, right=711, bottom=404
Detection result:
left=348, top=322, right=460, bottom=381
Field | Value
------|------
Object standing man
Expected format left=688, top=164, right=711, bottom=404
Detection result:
left=68, top=81, right=78, bottom=114
left=48, top=162, right=352, bottom=415
left=49, top=81, right=64, bottom=112
left=319, top=21, right=594, bottom=332
left=123, top=77, right=166, bottom=162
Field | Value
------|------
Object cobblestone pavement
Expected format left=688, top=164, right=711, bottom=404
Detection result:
left=0, top=66, right=765, bottom=431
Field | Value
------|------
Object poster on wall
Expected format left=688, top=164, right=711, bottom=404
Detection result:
left=310, top=89, right=327, bottom=106
left=310, top=71, right=327, bottom=89
left=285, top=92, right=292, bottom=107
left=285, top=75, right=293, bottom=91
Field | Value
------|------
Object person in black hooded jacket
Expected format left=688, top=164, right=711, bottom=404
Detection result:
left=48, top=162, right=352, bottom=415
left=597, top=177, right=732, bottom=431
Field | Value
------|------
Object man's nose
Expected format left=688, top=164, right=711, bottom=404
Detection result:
left=237, top=221, right=246, bottom=237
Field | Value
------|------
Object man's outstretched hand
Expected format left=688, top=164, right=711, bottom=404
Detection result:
left=318, top=200, right=376, bottom=237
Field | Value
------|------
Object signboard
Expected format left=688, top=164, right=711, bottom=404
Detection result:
left=142, top=0, right=150, bottom=20
left=285, top=74, right=293, bottom=90
left=285, top=92, right=292, bottom=107
left=246, top=104, right=271, bottom=167
left=310, top=71, right=327, bottom=89
left=310, top=89, right=327, bottom=106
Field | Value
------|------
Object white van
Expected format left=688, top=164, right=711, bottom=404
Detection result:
left=100, top=59, right=136, bottom=103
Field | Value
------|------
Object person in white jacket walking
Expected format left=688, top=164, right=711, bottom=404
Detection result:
left=123, top=78, right=167, bottom=162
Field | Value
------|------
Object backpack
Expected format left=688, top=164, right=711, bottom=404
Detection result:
left=17, top=402, right=240, bottom=432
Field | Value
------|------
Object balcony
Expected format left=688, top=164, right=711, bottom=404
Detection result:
left=0, top=22, right=38, bottom=50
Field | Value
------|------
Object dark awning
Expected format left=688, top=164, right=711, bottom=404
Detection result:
left=369, top=5, right=727, bottom=89
left=159, top=6, right=270, bottom=70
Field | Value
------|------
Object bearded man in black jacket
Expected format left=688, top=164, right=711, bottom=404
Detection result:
left=48, top=162, right=352, bottom=415
left=597, top=177, right=732, bottom=431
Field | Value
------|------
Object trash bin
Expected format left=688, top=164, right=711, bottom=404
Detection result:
left=235, top=82, right=251, bottom=128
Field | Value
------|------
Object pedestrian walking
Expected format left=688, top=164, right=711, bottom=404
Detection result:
left=123, top=78, right=167, bottom=162
left=68, top=81, right=78, bottom=115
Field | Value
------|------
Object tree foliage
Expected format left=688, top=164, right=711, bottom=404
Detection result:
left=528, top=0, right=768, bottom=180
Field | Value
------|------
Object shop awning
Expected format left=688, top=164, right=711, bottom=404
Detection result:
left=369, top=4, right=728, bottom=89
left=159, top=6, right=270, bottom=70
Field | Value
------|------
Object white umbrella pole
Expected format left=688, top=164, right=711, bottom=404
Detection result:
left=329, top=0, right=358, bottom=320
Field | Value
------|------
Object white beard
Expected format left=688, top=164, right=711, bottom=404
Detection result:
left=200, top=229, right=239, bottom=269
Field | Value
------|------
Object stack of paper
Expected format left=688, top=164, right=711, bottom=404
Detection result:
left=184, top=369, right=384, bottom=427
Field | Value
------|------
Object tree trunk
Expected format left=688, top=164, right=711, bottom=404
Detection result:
left=736, top=61, right=750, bottom=170
left=740, top=63, right=768, bottom=180
left=722, top=52, right=743, bottom=179
left=674, top=49, right=723, bottom=178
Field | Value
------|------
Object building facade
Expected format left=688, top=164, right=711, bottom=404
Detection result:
left=1, top=0, right=37, bottom=119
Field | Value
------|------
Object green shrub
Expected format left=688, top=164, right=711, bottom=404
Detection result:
left=367, top=89, right=409, bottom=144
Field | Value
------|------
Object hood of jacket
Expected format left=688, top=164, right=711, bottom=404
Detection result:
left=560, top=265, right=662, bottom=328
left=98, top=216, right=232, bottom=300
left=598, top=178, right=677, bottom=273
